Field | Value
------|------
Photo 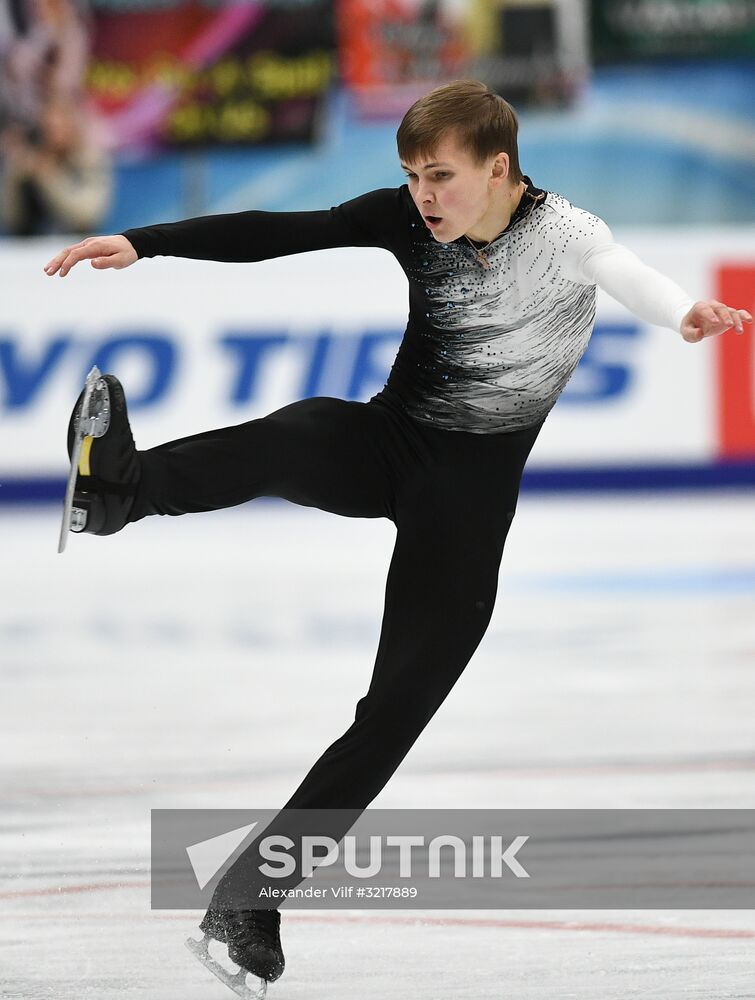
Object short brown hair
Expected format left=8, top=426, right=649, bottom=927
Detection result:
left=396, top=79, right=523, bottom=183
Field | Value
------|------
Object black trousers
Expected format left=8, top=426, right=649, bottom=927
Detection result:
left=132, top=393, right=544, bottom=904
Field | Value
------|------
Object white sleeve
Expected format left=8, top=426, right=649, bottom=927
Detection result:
left=558, top=214, right=696, bottom=336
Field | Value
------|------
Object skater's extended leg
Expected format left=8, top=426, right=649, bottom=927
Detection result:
left=130, top=395, right=412, bottom=522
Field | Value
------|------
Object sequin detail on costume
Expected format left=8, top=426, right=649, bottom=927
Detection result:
left=389, top=189, right=602, bottom=433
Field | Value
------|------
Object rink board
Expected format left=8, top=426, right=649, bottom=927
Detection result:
left=0, top=230, right=753, bottom=497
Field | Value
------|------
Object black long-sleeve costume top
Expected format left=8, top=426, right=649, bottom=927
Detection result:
left=121, top=180, right=694, bottom=434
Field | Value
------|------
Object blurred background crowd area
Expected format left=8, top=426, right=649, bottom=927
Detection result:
left=0, top=0, right=753, bottom=239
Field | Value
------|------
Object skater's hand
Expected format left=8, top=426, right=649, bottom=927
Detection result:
left=681, top=300, right=752, bottom=343
left=43, top=236, right=138, bottom=277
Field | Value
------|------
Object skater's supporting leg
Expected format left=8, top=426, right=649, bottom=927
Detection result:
left=283, top=419, right=541, bottom=809
left=211, top=418, right=543, bottom=907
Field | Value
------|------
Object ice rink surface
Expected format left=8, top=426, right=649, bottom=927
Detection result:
left=2, top=491, right=755, bottom=999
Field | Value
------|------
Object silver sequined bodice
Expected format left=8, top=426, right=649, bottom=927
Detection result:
left=383, top=190, right=606, bottom=433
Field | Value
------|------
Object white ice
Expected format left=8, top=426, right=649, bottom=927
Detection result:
left=2, top=492, right=755, bottom=998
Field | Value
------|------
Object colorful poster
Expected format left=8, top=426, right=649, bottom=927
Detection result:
left=86, top=0, right=336, bottom=152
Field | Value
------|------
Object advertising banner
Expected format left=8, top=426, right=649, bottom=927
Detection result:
left=1, top=228, right=753, bottom=497
left=337, top=0, right=585, bottom=118
left=591, top=0, right=755, bottom=62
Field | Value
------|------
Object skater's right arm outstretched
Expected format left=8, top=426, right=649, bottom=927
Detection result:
left=43, top=189, right=402, bottom=276
left=44, top=235, right=137, bottom=277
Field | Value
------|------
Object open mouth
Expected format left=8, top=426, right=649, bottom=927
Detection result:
left=425, top=215, right=442, bottom=227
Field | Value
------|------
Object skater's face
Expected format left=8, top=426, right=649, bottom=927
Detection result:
left=400, top=131, right=514, bottom=243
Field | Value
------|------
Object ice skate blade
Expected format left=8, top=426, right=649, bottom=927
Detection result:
left=58, top=365, right=107, bottom=553
left=185, top=934, right=268, bottom=999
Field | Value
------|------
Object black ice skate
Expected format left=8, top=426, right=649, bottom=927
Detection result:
left=186, top=908, right=285, bottom=999
left=58, top=366, right=140, bottom=552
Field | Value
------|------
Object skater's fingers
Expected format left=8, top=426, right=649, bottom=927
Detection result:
left=43, top=239, right=92, bottom=275
left=55, top=249, right=89, bottom=276
left=58, top=240, right=110, bottom=276
left=45, top=236, right=137, bottom=277
left=711, top=303, right=737, bottom=331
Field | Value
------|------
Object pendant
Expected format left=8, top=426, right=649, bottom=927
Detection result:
left=465, top=235, right=492, bottom=269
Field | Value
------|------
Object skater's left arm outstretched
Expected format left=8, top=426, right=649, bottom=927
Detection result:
left=561, top=222, right=752, bottom=342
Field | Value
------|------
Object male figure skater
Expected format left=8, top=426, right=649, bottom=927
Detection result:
left=44, top=80, right=751, bottom=994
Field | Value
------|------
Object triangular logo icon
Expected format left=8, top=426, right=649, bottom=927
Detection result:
left=186, top=822, right=258, bottom=890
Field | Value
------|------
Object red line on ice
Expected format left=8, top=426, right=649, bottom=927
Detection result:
left=1, top=884, right=754, bottom=940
